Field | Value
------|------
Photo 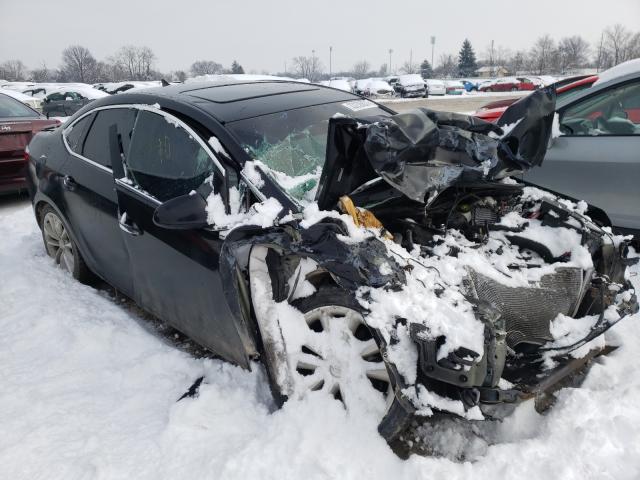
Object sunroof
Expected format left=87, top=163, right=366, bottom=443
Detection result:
left=185, top=82, right=319, bottom=104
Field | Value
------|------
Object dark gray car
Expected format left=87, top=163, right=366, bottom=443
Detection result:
left=525, top=62, right=640, bottom=236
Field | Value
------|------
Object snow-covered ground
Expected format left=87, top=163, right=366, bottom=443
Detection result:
left=1, top=199, right=639, bottom=479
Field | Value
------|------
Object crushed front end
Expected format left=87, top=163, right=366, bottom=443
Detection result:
left=310, top=88, right=638, bottom=442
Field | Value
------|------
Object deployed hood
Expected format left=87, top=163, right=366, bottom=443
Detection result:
left=316, top=87, right=556, bottom=210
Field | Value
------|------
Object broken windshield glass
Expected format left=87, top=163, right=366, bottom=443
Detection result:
left=228, top=100, right=388, bottom=200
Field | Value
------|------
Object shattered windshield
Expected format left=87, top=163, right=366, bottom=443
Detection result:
left=228, top=100, right=388, bottom=201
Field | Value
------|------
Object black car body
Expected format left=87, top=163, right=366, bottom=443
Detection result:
left=26, top=81, right=638, bottom=448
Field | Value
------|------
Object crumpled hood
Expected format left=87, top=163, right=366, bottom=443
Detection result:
left=316, top=87, right=556, bottom=209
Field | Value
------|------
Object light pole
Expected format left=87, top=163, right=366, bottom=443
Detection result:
left=388, top=48, right=393, bottom=74
left=430, top=36, right=436, bottom=69
left=329, top=46, right=333, bottom=79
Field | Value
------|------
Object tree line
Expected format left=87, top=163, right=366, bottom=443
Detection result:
left=1, top=24, right=639, bottom=83
left=0, top=45, right=245, bottom=84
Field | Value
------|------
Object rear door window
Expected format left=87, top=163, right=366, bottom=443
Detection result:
left=126, top=110, right=216, bottom=201
left=82, top=108, right=138, bottom=168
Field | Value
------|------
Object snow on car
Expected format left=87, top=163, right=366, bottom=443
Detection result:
left=22, top=80, right=639, bottom=461
left=397, top=74, right=426, bottom=98
left=319, top=79, right=353, bottom=92
left=0, top=88, right=43, bottom=111
left=425, top=79, right=446, bottom=95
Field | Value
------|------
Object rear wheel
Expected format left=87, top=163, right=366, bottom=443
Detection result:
left=40, top=205, right=92, bottom=282
left=510, top=87, right=518, bottom=92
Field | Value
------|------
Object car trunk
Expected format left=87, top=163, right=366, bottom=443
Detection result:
left=0, top=118, right=56, bottom=192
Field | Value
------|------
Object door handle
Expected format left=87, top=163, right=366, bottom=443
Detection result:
left=63, top=175, right=77, bottom=190
left=118, top=212, right=142, bottom=236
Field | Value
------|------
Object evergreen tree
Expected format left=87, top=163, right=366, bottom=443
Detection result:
left=231, top=60, right=244, bottom=74
left=420, top=59, right=433, bottom=78
left=458, top=39, right=477, bottom=77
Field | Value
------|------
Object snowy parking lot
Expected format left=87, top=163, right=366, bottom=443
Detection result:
left=1, top=193, right=639, bottom=478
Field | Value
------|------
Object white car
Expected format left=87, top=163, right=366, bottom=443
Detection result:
left=0, top=88, right=42, bottom=111
left=364, top=80, right=395, bottom=97
left=425, top=79, right=446, bottom=96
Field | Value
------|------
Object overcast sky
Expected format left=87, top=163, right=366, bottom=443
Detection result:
left=1, top=0, right=639, bottom=74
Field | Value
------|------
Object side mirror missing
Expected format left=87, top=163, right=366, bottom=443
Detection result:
left=153, top=193, right=209, bottom=230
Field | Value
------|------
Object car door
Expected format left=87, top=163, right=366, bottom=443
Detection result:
left=525, top=79, right=640, bottom=231
left=59, top=107, right=136, bottom=294
left=113, top=107, right=250, bottom=365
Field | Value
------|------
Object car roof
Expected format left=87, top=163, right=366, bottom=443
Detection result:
left=96, top=80, right=359, bottom=123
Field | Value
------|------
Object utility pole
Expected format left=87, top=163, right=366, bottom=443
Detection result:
left=329, top=46, right=333, bottom=79
left=430, top=36, right=436, bottom=68
left=311, top=49, right=316, bottom=81
left=389, top=48, right=393, bottom=74
left=410, top=49, right=413, bottom=72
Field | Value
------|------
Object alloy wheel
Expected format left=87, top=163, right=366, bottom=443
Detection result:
left=42, top=212, right=75, bottom=273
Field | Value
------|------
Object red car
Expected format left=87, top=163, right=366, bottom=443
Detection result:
left=478, top=77, right=538, bottom=92
left=0, top=92, right=59, bottom=195
left=475, top=75, right=599, bottom=122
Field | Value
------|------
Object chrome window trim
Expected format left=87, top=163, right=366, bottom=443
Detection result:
left=114, top=177, right=161, bottom=206
left=62, top=103, right=227, bottom=179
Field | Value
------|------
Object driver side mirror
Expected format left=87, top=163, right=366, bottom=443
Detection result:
left=153, top=192, right=209, bottom=230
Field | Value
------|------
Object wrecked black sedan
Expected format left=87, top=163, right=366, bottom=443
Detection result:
left=26, top=81, right=637, bottom=449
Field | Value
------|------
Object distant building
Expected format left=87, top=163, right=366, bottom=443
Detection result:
left=475, top=66, right=509, bottom=78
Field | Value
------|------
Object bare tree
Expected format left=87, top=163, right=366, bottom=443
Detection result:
left=30, top=62, right=52, bottom=82
left=190, top=60, right=223, bottom=76
left=174, top=70, right=187, bottom=82
left=400, top=59, right=418, bottom=74
left=292, top=55, right=323, bottom=82
left=507, top=50, right=526, bottom=74
left=61, top=45, right=98, bottom=82
left=0, top=59, right=27, bottom=81
left=603, top=24, right=634, bottom=67
left=352, top=60, right=371, bottom=78
left=557, top=36, right=590, bottom=73
left=113, top=45, right=156, bottom=80
left=434, top=54, right=457, bottom=78
left=529, top=35, right=557, bottom=74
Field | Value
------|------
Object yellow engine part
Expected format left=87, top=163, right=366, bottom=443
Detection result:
left=338, top=196, right=392, bottom=239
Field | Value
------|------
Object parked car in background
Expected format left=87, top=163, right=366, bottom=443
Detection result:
left=385, top=76, right=400, bottom=90
left=524, top=59, right=640, bottom=236
left=364, top=79, right=395, bottom=97
left=461, top=80, right=478, bottom=91
left=444, top=80, right=465, bottom=95
left=396, top=74, right=426, bottom=97
left=42, top=87, right=109, bottom=118
left=474, top=75, right=599, bottom=123
left=0, top=88, right=43, bottom=111
left=478, top=77, right=537, bottom=92
left=354, top=78, right=373, bottom=96
left=424, top=79, right=446, bottom=96
left=0, top=92, right=59, bottom=194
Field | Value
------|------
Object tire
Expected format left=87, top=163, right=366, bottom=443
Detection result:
left=39, top=204, right=92, bottom=283
left=511, top=87, right=518, bottom=92
left=260, top=284, right=392, bottom=408
left=485, top=87, right=492, bottom=92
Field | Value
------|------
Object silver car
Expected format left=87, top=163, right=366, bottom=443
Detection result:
left=525, top=60, right=640, bottom=236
